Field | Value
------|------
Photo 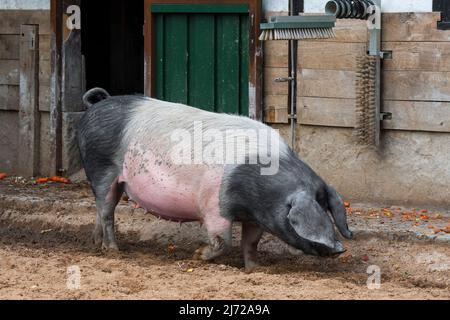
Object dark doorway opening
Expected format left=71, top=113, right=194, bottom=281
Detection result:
left=81, top=0, right=144, bottom=95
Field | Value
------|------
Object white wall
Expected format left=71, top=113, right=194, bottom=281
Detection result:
left=264, top=0, right=433, bottom=13
left=263, top=0, right=289, bottom=12
left=0, top=0, right=50, bottom=10
left=304, top=0, right=432, bottom=13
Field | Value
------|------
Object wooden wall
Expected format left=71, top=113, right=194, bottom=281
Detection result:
left=265, top=12, right=450, bottom=134
left=0, top=10, right=51, bottom=175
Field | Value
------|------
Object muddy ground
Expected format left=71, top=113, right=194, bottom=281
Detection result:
left=0, top=179, right=449, bottom=300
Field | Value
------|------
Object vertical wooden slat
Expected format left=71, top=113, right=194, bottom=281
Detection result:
left=18, top=24, right=40, bottom=177
left=239, top=14, right=249, bottom=116
left=216, top=14, right=240, bottom=114
left=164, top=13, right=188, bottom=104
left=155, top=14, right=165, bottom=100
left=188, top=13, right=215, bottom=111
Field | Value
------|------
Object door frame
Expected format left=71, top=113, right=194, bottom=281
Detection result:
left=144, top=0, right=263, bottom=120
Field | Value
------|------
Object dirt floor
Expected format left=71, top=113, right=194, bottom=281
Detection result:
left=0, top=178, right=449, bottom=300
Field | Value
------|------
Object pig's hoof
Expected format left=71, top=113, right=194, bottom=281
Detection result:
left=93, top=233, right=103, bottom=247
left=193, top=246, right=212, bottom=261
left=102, top=242, right=119, bottom=252
left=244, top=261, right=260, bottom=274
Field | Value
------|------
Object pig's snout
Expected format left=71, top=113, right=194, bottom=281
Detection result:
left=333, top=241, right=346, bottom=254
left=312, top=241, right=346, bottom=258
left=330, top=241, right=346, bottom=257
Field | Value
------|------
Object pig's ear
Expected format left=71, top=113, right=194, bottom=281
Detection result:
left=287, top=192, right=336, bottom=248
left=326, top=186, right=353, bottom=239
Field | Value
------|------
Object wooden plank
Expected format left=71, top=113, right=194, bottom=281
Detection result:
left=61, top=29, right=83, bottom=112
left=382, top=42, right=450, bottom=72
left=164, top=14, right=188, bottom=104
left=0, top=84, right=19, bottom=110
left=383, top=71, right=450, bottom=102
left=0, top=60, right=19, bottom=85
left=155, top=14, right=165, bottom=100
left=298, top=69, right=356, bottom=99
left=383, top=101, right=450, bottom=132
left=0, top=34, right=51, bottom=60
left=216, top=14, right=240, bottom=114
left=0, top=59, right=51, bottom=86
left=264, top=94, right=288, bottom=123
left=188, top=14, right=215, bottom=111
left=264, top=67, right=289, bottom=95
left=18, top=25, right=40, bottom=177
left=264, top=41, right=288, bottom=68
left=151, top=3, right=249, bottom=13
left=239, top=14, right=249, bottom=116
left=382, top=12, right=450, bottom=42
left=0, top=84, right=49, bottom=111
left=298, top=41, right=366, bottom=71
left=39, top=85, right=51, bottom=112
left=0, top=10, right=51, bottom=35
left=298, top=97, right=355, bottom=128
left=297, top=97, right=450, bottom=133
left=298, top=69, right=450, bottom=102
left=0, top=35, right=19, bottom=60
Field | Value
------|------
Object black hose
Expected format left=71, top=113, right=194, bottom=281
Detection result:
left=325, top=0, right=375, bottom=20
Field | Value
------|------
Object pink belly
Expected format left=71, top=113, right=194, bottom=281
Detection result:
left=119, top=148, right=223, bottom=222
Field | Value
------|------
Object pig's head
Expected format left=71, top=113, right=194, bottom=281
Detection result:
left=281, top=186, right=353, bottom=257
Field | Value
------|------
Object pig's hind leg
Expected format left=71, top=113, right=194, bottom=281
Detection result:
left=92, top=175, right=123, bottom=251
left=242, top=222, right=264, bottom=273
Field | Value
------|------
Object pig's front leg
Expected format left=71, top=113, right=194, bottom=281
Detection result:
left=193, top=214, right=232, bottom=262
left=241, top=222, right=264, bottom=273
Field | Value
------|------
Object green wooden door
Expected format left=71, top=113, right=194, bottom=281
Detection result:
left=152, top=4, right=249, bottom=116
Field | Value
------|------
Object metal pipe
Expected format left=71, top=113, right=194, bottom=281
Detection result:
left=288, top=0, right=301, bottom=151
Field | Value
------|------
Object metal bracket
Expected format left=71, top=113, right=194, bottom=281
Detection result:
left=380, top=112, right=392, bottom=121
left=275, top=77, right=294, bottom=82
left=380, top=50, right=392, bottom=60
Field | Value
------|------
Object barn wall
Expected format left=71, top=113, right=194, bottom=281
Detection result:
left=0, top=10, right=52, bottom=175
left=263, top=9, right=450, bottom=206
left=262, top=0, right=434, bottom=13
left=0, top=1, right=50, bottom=10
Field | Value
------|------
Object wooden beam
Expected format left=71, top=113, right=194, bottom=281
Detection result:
left=382, top=12, right=450, bottom=42
left=0, top=10, right=51, bottom=35
left=298, top=97, right=355, bottom=128
left=264, top=94, right=288, bottom=123
left=298, top=69, right=356, bottom=99
left=383, top=71, right=450, bottom=102
left=264, top=67, right=289, bottom=95
left=298, top=68, right=450, bottom=102
left=0, top=34, right=51, bottom=60
left=382, top=42, right=450, bottom=72
left=18, top=25, right=40, bottom=177
left=298, top=41, right=366, bottom=71
left=298, top=97, right=450, bottom=133
left=0, top=85, right=19, bottom=111
left=50, top=0, right=63, bottom=175
left=0, top=59, right=51, bottom=86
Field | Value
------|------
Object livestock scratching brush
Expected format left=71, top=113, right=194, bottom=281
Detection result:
left=259, top=15, right=336, bottom=41
left=355, top=55, right=377, bottom=145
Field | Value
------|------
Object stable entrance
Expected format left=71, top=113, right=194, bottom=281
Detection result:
left=151, top=4, right=250, bottom=115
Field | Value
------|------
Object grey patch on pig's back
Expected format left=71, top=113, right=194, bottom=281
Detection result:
left=77, top=95, right=144, bottom=192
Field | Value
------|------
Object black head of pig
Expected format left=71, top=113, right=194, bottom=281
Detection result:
left=283, top=187, right=351, bottom=257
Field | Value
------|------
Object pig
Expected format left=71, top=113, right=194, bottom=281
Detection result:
left=77, top=88, right=353, bottom=272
